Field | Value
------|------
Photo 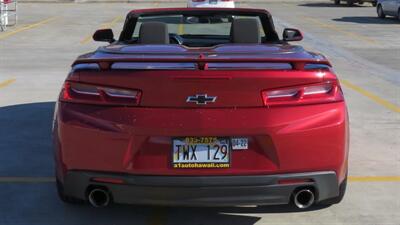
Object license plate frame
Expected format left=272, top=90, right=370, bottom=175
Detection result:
left=172, top=137, right=231, bottom=169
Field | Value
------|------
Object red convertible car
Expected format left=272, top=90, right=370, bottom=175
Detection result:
left=53, top=8, right=349, bottom=209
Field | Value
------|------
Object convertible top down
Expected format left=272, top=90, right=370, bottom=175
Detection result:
left=53, top=8, right=349, bottom=209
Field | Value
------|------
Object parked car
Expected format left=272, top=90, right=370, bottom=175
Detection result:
left=377, top=0, right=400, bottom=20
left=53, top=7, right=349, bottom=209
left=334, top=0, right=377, bottom=6
left=188, top=0, right=235, bottom=8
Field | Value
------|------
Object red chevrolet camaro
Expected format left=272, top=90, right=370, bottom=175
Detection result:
left=53, top=8, right=349, bottom=209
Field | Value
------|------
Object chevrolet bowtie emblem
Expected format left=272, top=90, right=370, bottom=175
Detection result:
left=186, top=94, right=217, bottom=105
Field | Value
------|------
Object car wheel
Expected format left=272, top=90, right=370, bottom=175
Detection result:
left=346, top=0, right=354, bottom=6
left=334, top=0, right=340, bottom=5
left=377, top=5, right=386, bottom=18
left=398, top=9, right=400, bottom=21
left=56, top=178, right=85, bottom=204
left=319, top=177, right=347, bottom=205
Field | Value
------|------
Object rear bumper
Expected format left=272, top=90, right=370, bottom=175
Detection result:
left=63, top=170, right=339, bottom=206
left=54, top=102, right=349, bottom=180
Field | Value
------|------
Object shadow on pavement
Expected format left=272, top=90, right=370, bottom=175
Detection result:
left=0, top=102, right=329, bottom=225
left=0, top=102, right=55, bottom=176
left=333, top=16, right=400, bottom=24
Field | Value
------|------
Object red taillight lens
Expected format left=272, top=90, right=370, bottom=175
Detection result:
left=262, top=81, right=343, bottom=107
left=61, top=81, right=141, bottom=106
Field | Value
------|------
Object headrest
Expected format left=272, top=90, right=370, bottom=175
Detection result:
left=138, top=22, right=170, bottom=44
left=230, top=18, right=261, bottom=44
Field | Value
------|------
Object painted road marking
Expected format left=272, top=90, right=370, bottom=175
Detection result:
left=341, top=79, right=400, bottom=113
left=80, top=16, right=123, bottom=44
left=349, top=176, right=400, bottom=182
left=178, top=23, right=184, bottom=35
left=0, top=176, right=399, bottom=183
left=0, top=17, right=57, bottom=40
left=0, top=78, right=16, bottom=89
left=302, top=16, right=377, bottom=44
left=0, top=177, right=55, bottom=183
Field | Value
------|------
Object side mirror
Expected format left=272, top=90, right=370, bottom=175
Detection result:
left=283, top=28, right=303, bottom=42
left=93, top=29, right=115, bottom=43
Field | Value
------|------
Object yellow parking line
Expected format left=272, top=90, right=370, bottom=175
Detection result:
left=302, top=16, right=377, bottom=44
left=0, top=176, right=399, bottom=184
left=340, top=79, right=400, bottom=113
left=0, top=78, right=16, bottom=89
left=80, top=16, right=123, bottom=44
left=349, top=176, right=400, bottom=182
left=0, top=177, right=55, bottom=183
left=0, top=17, right=57, bottom=40
left=178, top=24, right=184, bottom=35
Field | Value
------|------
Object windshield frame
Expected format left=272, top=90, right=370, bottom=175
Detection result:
left=118, top=8, right=280, bottom=43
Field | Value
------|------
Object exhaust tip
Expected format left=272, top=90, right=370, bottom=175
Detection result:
left=293, top=188, right=315, bottom=209
left=88, top=188, right=111, bottom=207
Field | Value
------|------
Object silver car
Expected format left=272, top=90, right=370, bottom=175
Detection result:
left=377, top=0, right=400, bottom=20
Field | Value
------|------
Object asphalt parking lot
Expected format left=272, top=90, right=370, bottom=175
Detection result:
left=0, top=1, right=399, bottom=224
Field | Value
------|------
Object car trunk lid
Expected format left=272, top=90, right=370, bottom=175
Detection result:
left=73, top=44, right=331, bottom=108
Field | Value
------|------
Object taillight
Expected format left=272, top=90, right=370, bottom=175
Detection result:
left=60, top=81, right=141, bottom=106
left=262, top=81, right=343, bottom=107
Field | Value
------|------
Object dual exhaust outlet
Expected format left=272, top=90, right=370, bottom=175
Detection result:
left=293, top=188, right=315, bottom=209
left=86, top=186, right=316, bottom=209
left=88, top=188, right=111, bottom=208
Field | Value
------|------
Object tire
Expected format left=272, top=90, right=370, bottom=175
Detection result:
left=334, top=0, right=340, bottom=5
left=377, top=5, right=386, bottom=18
left=319, top=177, right=347, bottom=205
left=346, top=0, right=354, bottom=6
left=56, top=178, right=85, bottom=204
left=398, top=9, right=400, bottom=21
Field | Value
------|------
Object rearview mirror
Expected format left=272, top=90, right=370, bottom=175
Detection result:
left=93, top=29, right=115, bottom=43
left=283, top=28, right=303, bottom=42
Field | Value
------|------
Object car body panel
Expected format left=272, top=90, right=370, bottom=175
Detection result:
left=378, top=0, right=400, bottom=15
left=54, top=101, right=348, bottom=180
left=54, top=7, right=349, bottom=207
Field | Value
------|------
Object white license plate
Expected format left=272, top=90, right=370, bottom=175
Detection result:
left=172, top=137, right=230, bottom=169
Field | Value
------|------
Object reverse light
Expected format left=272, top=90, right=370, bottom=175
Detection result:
left=262, top=81, right=343, bottom=107
left=61, top=81, right=141, bottom=106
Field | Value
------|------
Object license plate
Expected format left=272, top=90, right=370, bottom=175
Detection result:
left=172, top=137, right=230, bottom=169
left=209, top=0, right=218, bottom=4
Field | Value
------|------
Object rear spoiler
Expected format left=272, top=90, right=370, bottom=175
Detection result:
left=72, top=58, right=332, bottom=71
